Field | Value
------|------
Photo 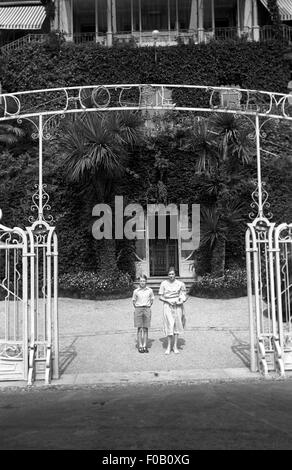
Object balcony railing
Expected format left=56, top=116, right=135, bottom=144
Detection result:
left=72, top=32, right=106, bottom=45
left=70, top=26, right=292, bottom=46
left=260, top=24, right=292, bottom=44
left=0, top=33, right=48, bottom=55
left=66, top=28, right=252, bottom=46
left=1, top=25, right=292, bottom=54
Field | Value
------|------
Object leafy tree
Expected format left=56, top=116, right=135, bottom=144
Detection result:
left=267, top=0, right=283, bottom=41
left=267, top=0, right=281, bottom=26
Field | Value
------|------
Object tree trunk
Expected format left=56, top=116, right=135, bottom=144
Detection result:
left=211, top=237, right=226, bottom=277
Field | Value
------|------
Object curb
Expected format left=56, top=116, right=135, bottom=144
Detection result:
left=1, top=368, right=290, bottom=390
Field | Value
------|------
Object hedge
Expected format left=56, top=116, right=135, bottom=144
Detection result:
left=58, top=270, right=134, bottom=300
left=189, top=267, right=247, bottom=299
left=1, top=39, right=290, bottom=96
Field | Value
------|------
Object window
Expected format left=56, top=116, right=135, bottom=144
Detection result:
left=214, top=0, right=237, bottom=28
left=203, top=0, right=213, bottom=30
left=73, top=0, right=95, bottom=33
left=141, top=0, right=169, bottom=31
left=97, top=0, right=107, bottom=33
left=177, top=0, right=192, bottom=30
left=116, top=0, right=131, bottom=33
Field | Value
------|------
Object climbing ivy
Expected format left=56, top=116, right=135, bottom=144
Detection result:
left=1, top=39, right=289, bottom=95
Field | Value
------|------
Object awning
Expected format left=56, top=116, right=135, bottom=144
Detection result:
left=260, top=0, right=292, bottom=21
left=0, top=5, right=46, bottom=30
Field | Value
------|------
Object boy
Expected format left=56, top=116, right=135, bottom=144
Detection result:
left=132, top=274, right=154, bottom=353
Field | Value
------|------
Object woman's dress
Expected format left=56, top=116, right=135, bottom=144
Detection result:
left=158, top=280, right=186, bottom=336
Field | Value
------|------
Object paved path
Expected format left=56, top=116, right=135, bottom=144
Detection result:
left=0, top=295, right=261, bottom=387
left=56, top=295, right=252, bottom=382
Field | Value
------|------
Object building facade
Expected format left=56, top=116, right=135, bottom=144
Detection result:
left=55, top=0, right=291, bottom=45
left=1, top=1, right=292, bottom=48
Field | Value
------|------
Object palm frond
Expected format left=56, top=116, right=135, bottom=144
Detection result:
left=210, top=113, right=241, bottom=136
left=113, top=111, right=144, bottom=147
left=231, top=128, right=256, bottom=165
left=181, top=119, right=219, bottom=174
left=200, top=206, right=224, bottom=248
left=0, top=122, right=25, bottom=146
left=221, top=198, right=245, bottom=225
left=58, top=111, right=133, bottom=189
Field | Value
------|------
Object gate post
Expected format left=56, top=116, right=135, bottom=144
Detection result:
left=268, top=224, right=285, bottom=376
left=274, top=223, right=292, bottom=370
left=246, top=229, right=257, bottom=372
left=0, top=223, right=30, bottom=381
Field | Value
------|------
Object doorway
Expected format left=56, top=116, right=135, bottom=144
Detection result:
left=148, top=214, right=179, bottom=276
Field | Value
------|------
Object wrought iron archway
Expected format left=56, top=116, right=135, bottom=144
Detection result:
left=0, top=84, right=291, bottom=382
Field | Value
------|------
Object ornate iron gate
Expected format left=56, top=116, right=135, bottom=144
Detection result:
left=0, top=222, right=29, bottom=381
left=0, top=110, right=59, bottom=384
left=0, top=217, right=58, bottom=384
left=26, top=220, right=59, bottom=385
left=274, top=223, right=292, bottom=370
left=247, top=217, right=292, bottom=376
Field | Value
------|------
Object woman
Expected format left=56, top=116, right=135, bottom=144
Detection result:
left=159, top=266, right=187, bottom=355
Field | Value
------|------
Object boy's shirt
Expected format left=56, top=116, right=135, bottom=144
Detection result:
left=133, top=286, right=154, bottom=307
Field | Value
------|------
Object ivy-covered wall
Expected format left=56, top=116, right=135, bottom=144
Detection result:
left=116, top=128, right=292, bottom=272
left=0, top=39, right=291, bottom=279
left=1, top=39, right=290, bottom=94
left=0, top=128, right=291, bottom=277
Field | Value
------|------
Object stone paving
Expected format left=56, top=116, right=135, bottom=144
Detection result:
left=0, top=295, right=262, bottom=387
left=56, top=295, right=254, bottom=383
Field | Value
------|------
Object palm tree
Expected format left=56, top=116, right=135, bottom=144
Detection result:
left=59, top=111, right=143, bottom=199
left=58, top=110, right=143, bottom=271
left=180, top=117, right=219, bottom=174
left=201, top=199, right=244, bottom=276
left=192, top=114, right=255, bottom=276
left=209, top=113, right=255, bottom=165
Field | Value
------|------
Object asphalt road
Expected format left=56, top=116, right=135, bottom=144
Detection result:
left=1, top=378, right=292, bottom=450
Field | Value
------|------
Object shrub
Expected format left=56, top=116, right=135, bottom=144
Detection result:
left=189, top=266, right=247, bottom=299
left=59, top=269, right=134, bottom=300
left=2, top=40, right=289, bottom=95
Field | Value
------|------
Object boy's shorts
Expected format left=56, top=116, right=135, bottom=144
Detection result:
left=134, top=306, right=151, bottom=328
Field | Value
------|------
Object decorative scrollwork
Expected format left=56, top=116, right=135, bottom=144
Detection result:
left=249, top=181, right=273, bottom=221
left=42, top=113, right=65, bottom=140
left=17, top=116, right=39, bottom=140
left=277, top=225, right=292, bottom=243
left=0, top=344, right=23, bottom=360
left=29, top=184, right=54, bottom=225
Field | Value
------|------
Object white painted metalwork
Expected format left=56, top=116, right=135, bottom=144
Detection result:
left=274, top=223, right=292, bottom=370
left=0, top=223, right=29, bottom=381
left=0, top=108, right=59, bottom=384
left=1, top=85, right=292, bottom=122
left=247, top=217, right=292, bottom=377
left=0, top=84, right=291, bottom=380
